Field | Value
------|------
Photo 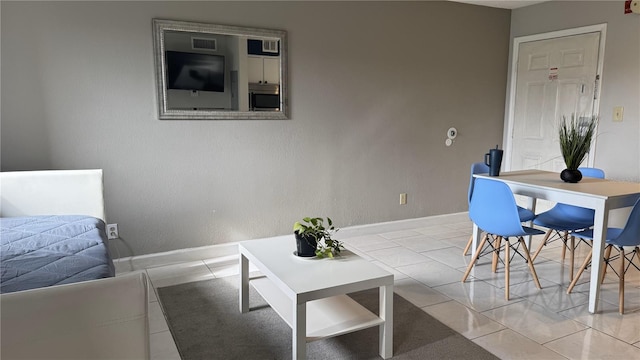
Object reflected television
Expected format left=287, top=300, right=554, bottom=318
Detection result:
left=165, top=51, right=225, bottom=92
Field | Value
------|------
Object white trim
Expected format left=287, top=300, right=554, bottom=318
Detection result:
left=503, top=24, right=607, bottom=171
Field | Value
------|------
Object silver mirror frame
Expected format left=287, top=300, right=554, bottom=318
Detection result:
left=152, top=19, right=289, bottom=120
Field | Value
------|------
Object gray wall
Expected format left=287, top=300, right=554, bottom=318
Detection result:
left=511, top=1, right=640, bottom=182
left=1, top=1, right=511, bottom=256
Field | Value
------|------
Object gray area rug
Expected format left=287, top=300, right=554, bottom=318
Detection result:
left=157, top=276, right=499, bottom=359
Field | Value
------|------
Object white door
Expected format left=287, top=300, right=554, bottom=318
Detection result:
left=508, top=31, right=602, bottom=172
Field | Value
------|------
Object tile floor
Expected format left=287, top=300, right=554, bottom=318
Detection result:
left=114, top=213, right=640, bottom=359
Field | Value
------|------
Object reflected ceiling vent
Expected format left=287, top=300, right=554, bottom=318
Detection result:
left=262, top=40, right=278, bottom=53
left=192, top=37, right=217, bottom=51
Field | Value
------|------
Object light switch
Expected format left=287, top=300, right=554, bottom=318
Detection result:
left=613, top=106, right=624, bottom=122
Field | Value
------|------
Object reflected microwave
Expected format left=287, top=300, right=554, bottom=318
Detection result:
left=249, top=83, right=280, bottom=111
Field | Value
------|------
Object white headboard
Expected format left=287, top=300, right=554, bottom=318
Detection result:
left=0, top=169, right=106, bottom=222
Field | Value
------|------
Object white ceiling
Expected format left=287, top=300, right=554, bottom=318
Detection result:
left=448, top=0, right=550, bottom=9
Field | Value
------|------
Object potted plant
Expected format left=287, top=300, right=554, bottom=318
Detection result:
left=558, top=114, right=597, bottom=183
left=293, top=217, right=343, bottom=258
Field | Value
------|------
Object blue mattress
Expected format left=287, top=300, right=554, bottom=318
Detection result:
left=1, top=215, right=115, bottom=293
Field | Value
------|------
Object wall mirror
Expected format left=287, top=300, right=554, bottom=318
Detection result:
left=152, top=19, right=288, bottom=120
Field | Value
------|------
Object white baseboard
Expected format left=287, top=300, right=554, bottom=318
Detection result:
left=114, top=212, right=471, bottom=272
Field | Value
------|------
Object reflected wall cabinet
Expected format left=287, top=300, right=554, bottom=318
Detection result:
left=248, top=56, right=280, bottom=84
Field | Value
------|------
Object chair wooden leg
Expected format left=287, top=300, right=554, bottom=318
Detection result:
left=520, top=237, right=542, bottom=289
left=531, top=229, right=553, bottom=263
left=569, top=236, right=575, bottom=282
left=492, top=236, right=502, bottom=273
left=567, top=248, right=593, bottom=294
left=602, top=245, right=612, bottom=283
left=505, top=237, right=510, bottom=300
left=463, top=233, right=474, bottom=256
left=561, top=231, right=568, bottom=261
left=618, top=246, right=625, bottom=315
left=462, top=234, right=489, bottom=282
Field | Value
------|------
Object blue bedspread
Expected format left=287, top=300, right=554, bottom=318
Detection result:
left=0, top=215, right=115, bottom=293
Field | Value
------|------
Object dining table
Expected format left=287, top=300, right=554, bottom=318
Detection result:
left=471, top=169, right=640, bottom=314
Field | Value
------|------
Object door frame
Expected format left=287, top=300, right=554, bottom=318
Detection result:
left=503, top=24, right=607, bottom=171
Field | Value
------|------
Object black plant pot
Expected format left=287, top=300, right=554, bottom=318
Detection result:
left=294, top=231, right=317, bottom=257
left=560, top=169, right=583, bottom=183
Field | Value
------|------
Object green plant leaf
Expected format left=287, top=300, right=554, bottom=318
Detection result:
left=294, top=216, right=342, bottom=258
left=558, top=115, right=597, bottom=170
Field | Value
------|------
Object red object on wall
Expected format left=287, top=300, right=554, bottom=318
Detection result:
left=625, top=0, right=632, bottom=14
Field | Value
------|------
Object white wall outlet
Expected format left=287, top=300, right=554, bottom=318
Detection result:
left=613, top=106, right=624, bottom=122
left=107, top=223, right=119, bottom=239
left=400, top=193, right=407, bottom=205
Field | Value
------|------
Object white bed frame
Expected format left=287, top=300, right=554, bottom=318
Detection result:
left=0, top=169, right=105, bottom=221
left=0, top=169, right=150, bottom=359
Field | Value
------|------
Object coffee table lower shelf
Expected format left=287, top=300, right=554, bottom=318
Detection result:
left=250, top=276, right=384, bottom=342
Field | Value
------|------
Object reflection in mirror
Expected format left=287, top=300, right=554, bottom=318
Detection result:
left=152, top=19, right=288, bottom=120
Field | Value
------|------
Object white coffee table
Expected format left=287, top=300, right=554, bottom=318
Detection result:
left=239, top=236, right=394, bottom=359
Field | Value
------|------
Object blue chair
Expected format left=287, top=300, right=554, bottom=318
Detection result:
left=531, top=168, right=605, bottom=281
left=566, top=197, right=640, bottom=314
left=462, top=178, right=545, bottom=300
left=463, top=162, right=536, bottom=255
